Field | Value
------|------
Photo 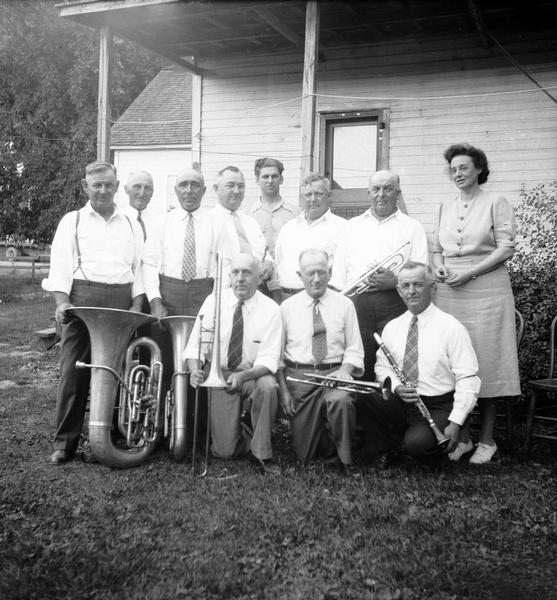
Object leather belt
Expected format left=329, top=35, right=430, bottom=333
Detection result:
left=284, top=360, right=342, bottom=371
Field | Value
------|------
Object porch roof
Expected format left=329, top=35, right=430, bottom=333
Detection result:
left=57, top=0, right=557, bottom=71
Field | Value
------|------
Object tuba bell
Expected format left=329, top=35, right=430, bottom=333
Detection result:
left=72, top=306, right=162, bottom=468
left=161, top=315, right=196, bottom=462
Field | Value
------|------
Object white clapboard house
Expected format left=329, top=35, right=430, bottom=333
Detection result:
left=59, top=0, right=557, bottom=238
left=111, top=66, right=193, bottom=214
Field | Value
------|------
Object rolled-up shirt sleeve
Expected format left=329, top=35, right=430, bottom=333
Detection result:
left=41, top=212, right=76, bottom=295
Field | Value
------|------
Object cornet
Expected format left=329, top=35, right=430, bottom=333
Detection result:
left=286, top=372, right=390, bottom=400
left=340, top=242, right=410, bottom=297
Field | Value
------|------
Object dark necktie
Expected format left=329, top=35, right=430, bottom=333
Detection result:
left=312, top=299, right=327, bottom=364
left=137, top=210, right=147, bottom=241
left=181, top=213, right=196, bottom=282
left=402, top=315, right=419, bottom=386
left=227, top=300, right=244, bottom=370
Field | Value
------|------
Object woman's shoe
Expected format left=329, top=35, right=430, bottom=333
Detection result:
left=469, top=442, right=497, bottom=464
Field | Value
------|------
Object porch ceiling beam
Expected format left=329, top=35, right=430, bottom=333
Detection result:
left=117, top=28, right=203, bottom=74
left=466, top=0, right=492, bottom=48
left=253, top=6, right=304, bottom=48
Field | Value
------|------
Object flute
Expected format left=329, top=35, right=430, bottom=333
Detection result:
left=373, top=333, right=449, bottom=449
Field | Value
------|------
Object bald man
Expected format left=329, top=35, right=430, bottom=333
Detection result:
left=143, top=168, right=231, bottom=319
left=185, top=253, right=283, bottom=475
left=331, top=170, right=428, bottom=380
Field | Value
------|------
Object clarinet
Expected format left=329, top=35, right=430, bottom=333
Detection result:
left=373, top=333, right=450, bottom=449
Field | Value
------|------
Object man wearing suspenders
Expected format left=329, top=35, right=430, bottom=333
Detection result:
left=42, top=161, right=144, bottom=465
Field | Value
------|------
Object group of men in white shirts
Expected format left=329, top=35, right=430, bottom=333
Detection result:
left=44, top=157, right=480, bottom=476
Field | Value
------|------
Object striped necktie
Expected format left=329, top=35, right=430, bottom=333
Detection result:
left=402, top=315, right=419, bottom=386
left=312, top=299, right=327, bottom=364
left=181, top=213, right=196, bottom=282
left=227, top=300, right=244, bottom=370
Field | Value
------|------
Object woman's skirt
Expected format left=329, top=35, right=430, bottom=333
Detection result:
left=434, top=256, right=521, bottom=397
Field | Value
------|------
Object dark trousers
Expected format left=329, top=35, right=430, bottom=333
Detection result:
left=358, top=391, right=454, bottom=458
left=156, top=275, right=214, bottom=435
left=53, top=281, right=132, bottom=454
left=352, top=289, right=406, bottom=381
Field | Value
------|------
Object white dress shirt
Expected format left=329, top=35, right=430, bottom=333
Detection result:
left=123, top=205, right=157, bottom=241
left=275, top=209, right=347, bottom=289
left=42, top=202, right=144, bottom=298
left=184, top=288, right=282, bottom=373
left=330, top=208, right=428, bottom=290
left=280, top=288, right=364, bottom=375
left=211, top=203, right=267, bottom=261
left=375, top=303, right=480, bottom=425
left=142, top=206, right=232, bottom=302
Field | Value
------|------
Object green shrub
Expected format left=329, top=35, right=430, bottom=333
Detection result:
left=509, top=181, right=557, bottom=392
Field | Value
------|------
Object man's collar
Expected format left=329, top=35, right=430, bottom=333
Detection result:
left=302, top=288, right=330, bottom=306
left=85, top=201, right=119, bottom=220
left=406, top=302, right=435, bottom=321
left=252, top=196, right=286, bottom=213
left=364, top=207, right=401, bottom=223
left=298, top=208, right=332, bottom=225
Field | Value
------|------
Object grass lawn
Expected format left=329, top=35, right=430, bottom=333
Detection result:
left=1, top=276, right=556, bottom=600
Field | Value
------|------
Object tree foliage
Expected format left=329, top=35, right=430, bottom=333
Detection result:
left=509, top=181, right=557, bottom=388
left=0, top=0, right=165, bottom=243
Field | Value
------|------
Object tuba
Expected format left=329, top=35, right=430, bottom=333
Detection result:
left=72, top=306, right=163, bottom=468
left=161, top=315, right=196, bottom=462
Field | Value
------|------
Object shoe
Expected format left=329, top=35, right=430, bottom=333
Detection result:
left=469, top=442, right=497, bottom=464
left=49, top=450, right=72, bottom=465
left=81, top=446, right=98, bottom=464
left=342, top=463, right=361, bottom=478
left=373, top=451, right=401, bottom=470
left=448, top=440, right=474, bottom=462
left=258, top=458, right=281, bottom=476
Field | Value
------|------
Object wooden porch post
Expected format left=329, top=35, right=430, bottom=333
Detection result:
left=97, top=27, right=112, bottom=162
left=299, top=1, right=319, bottom=183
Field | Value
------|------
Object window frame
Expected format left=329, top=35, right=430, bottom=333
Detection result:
left=318, top=108, right=390, bottom=218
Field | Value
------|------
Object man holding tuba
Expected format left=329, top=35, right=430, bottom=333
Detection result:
left=331, top=170, right=428, bottom=380
left=185, top=253, right=283, bottom=475
left=277, top=249, right=364, bottom=478
left=42, top=161, right=145, bottom=465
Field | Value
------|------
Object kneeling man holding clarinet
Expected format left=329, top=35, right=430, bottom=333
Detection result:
left=359, top=261, right=480, bottom=468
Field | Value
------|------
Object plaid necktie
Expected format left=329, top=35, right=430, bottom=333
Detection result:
left=136, top=210, right=147, bottom=241
left=181, top=213, right=196, bottom=282
left=402, top=315, right=419, bottom=386
left=231, top=211, right=252, bottom=254
left=312, top=299, right=327, bottom=364
left=227, top=300, right=244, bottom=370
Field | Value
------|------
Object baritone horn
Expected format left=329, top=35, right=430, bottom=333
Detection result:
left=340, top=242, right=410, bottom=297
left=161, top=315, right=197, bottom=462
left=72, top=306, right=163, bottom=468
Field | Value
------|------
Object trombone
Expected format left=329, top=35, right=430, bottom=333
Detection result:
left=340, top=242, right=410, bottom=297
left=191, top=253, right=227, bottom=476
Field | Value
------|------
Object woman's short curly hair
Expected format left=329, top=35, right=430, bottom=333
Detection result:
left=443, top=143, right=490, bottom=185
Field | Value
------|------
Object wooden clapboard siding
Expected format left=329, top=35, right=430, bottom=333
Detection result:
left=198, top=34, right=557, bottom=238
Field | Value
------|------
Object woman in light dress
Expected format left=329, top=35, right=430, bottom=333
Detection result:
left=432, top=143, right=520, bottom=464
